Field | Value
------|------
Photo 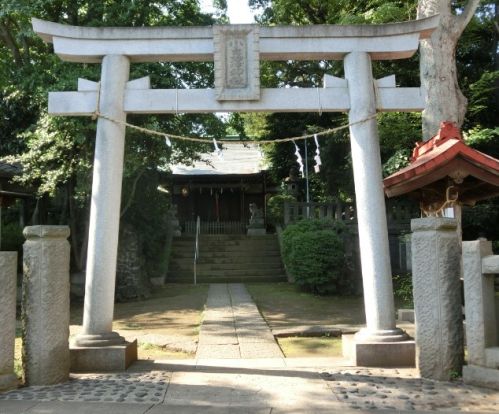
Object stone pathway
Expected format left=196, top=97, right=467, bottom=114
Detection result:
left=196, top=284, right=283, bottom=359
left=1, top=360, right=498, bottom=413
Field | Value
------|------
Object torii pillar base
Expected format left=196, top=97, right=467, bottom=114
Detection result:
left=70, top=340, right=137, bottom=373
left=342, top=334, right=415, bottom=367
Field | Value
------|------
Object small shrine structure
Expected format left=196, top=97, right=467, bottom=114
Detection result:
left=384, top=122, right=499, bottom=213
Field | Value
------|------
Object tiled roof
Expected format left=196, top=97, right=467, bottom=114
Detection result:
left=171, top=143, right=268, bottom=176
left=384, top=122, right=499, bottom=204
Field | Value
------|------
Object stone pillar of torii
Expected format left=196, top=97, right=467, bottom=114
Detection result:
left=33, top=15, right=439, bottom=368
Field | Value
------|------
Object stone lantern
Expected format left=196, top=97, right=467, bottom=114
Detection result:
left=383, top=121, right=499, bottom=381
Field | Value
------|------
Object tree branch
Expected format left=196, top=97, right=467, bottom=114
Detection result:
left=120, top=169, right=146, bottom=218
left=456, top=0, right=481, bottom=36
left=0, top=19, right=23, bottom=67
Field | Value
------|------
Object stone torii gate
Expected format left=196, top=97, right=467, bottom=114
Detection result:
left=33, top=16, right=438, bottom=369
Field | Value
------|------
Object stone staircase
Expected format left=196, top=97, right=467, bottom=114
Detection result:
left=167, top=234, right=287, bottom=283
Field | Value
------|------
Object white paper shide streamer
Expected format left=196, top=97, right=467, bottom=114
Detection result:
left=313, top=134, right=322, bottom=173
left=164, top=135, right=172, bottom=147
left=293, top=141, right=304, bottom=178
left=213, top=138, right=223, bottom=160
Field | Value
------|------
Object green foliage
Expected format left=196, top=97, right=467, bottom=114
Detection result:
left=462, top=201, right=499, bottom=242
left=392, top=273, right=413, bottom=308
left=382, top=149, right=411, bottom=177
left=465, top=126, right=499, bottom=158
left=120, top=169, right=171, bottom=280
left=266, top=193, right=296, bottom=226
left=0, top=221, right=24, bottom=252
left=281, top=219, right=351, bottom=295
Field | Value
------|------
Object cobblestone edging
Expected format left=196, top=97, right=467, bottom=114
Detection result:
left=322, top=368, right=499, bottom=412
left=0, top=371, right=170, bottom=404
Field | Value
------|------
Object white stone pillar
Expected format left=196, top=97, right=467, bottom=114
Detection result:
left=343, top=51, right=405, bottom=341
left=22, top=226, right=70, bottom=385
left=0, top=252, right=18, bottom=391
left=74, top=54, right=130, bottom=347
left=411, top=218, right=463, bottom=380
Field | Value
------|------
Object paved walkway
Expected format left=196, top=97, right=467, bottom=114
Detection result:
left=1, top=283, right=499, bottom=413
left=196, top=284, right=283, bottom=359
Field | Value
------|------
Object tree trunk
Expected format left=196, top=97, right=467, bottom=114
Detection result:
left=417, top=0, right=480, bottom=140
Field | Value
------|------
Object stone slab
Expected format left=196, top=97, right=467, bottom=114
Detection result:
left=70, top=340, right=137, bottom=372
left=0, top=251, right=17, bottom=392
left=485, top=347, right=499, bottom=368
left=0, top=373, right=18, bottom=392
left=24, top=401, right=152, bottom=414
left=239, top=342, right=283, bottom=359
left=0, top=400, right=38, bottom=414
left=196, top=344, right=241, bottom=359
left=163, top=369, right=338, bottom=410
left=149, top=406, right=271, bottom=414
left=463, top=364, right=499, bottom=390
left=247, top=228, right=266, bottom=236
left=398, top=309, right=415, bottom=323
left=342, top=334, right=415, bottom=367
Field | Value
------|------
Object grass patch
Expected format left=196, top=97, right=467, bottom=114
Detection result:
left=138, top=342, right=192, bottom=360
left=278, top=336, right=342, bottom=358
left=247, top=282, right=365, bottom=330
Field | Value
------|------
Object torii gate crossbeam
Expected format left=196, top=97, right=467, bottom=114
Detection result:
left=33, top=16, right=439, bottom=369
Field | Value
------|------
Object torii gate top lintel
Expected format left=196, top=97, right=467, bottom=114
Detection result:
left=32, top=15, right=439, bottom=63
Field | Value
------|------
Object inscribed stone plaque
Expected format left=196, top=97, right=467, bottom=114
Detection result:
left=213, top=25, right=260, bottom=101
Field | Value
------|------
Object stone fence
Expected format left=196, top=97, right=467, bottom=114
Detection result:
left=462, top=239, right=499, bottom=390
left=283, top=200, right=417, bottom=275
left=283, top=201, right=355, bottom=226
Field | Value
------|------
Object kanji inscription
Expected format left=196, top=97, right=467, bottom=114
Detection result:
left=214, top=25, right=260, bottom=101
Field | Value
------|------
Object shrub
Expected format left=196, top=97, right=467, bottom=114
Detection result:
left=266, top=194, right=296, bottom=226
left=392, top=273, right=413, bottom=308
left=1, top=221, right=24, bottom=252
left=281, top=219, right=351, bottom=295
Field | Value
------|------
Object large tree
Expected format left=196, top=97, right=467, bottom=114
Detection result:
left=0, top=1, right=226, bottom=272
left=417, top=0, right=481, bottom=140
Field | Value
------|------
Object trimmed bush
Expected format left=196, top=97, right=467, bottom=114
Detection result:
left=281, top=219, right=351, bottom=295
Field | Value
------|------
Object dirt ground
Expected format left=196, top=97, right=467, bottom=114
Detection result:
left=70, top=284, right=209, bottom=359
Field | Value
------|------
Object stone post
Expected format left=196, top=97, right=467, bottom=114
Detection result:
left=0, top=252, right=18, bottom=391
left=74, top=54, right=130, bottom=348
left=462, top=240, right=497, bottom=366
left=22, top=226, right=70, bottom=385
left=343, top=52, right=406, bottom=342
left=411, top=218, right=463, bottom=380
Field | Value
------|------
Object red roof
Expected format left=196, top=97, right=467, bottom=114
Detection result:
left=383, top=122, right=499, bottom=205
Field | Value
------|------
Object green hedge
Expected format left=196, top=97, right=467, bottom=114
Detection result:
left=281, top=219, right=352, bottom=295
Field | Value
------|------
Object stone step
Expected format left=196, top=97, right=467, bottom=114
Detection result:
left=171, top=250, right=281, bottom=259
left=171, top=256, right=284, bottom=265
left=170, top=262, right=284, bottom=271
left=174, top=234, right=278, bottom=241
left=170, top=268, right=286, bottom=278
left=168, top=234, right=284, bottom=283
left=168, top=275, right=287, bottom=284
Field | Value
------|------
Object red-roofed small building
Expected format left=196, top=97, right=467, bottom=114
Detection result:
left=384, top=122, right=499, bottom=212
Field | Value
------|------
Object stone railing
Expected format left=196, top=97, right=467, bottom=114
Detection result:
left=184, top=220, right=246, bottom=235
left=283, top=201, right=355, bottom=226
left=462, top=239, right=499, bottom=390
left=282, top=199, right=417, bottom=275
